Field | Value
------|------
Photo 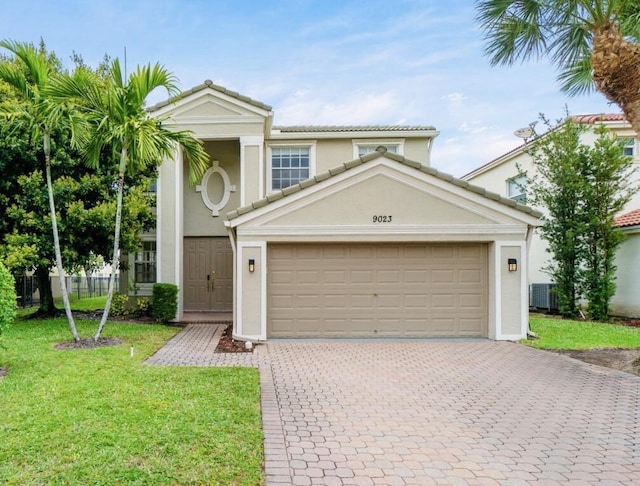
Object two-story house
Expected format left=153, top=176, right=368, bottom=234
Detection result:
left=124, top=80, right=540, bottom=341
left=463, top=114, right=640, bottom=318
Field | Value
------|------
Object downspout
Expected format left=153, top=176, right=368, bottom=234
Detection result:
left=525, top=223, right=535, bottom=335
left=425, top=131, right=439, bottom=166
left=225, top=221, right=238, bottom=336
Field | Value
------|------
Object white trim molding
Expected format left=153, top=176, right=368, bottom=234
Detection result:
left=195, top=161, right=236, bottom=216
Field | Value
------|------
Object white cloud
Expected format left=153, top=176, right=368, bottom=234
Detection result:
left=446, top=92, right=467, bottom=108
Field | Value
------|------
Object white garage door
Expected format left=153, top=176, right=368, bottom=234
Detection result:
left=268, top=243, right=488, bottom=338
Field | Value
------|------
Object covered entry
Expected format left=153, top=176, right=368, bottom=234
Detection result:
left=268, top=243, right=488, bottom=338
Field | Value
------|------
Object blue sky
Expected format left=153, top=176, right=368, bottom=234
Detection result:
left=0, top=0, right=614, bottom=176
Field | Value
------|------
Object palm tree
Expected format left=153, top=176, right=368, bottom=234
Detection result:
left=476, top=1, right=640, bottom=134
left=0, top=40, right=80, bottom=341
left=52, top=59, right=210, bottom=340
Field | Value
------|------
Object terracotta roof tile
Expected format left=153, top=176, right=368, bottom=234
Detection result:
left=571, top=113, right=626, bottom=124
left=615, top=209, right=640, bottom=228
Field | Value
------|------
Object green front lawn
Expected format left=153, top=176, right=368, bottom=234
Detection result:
left=525, top=315, right=640, bottom=350
left=0, top=319, right=263, bottom=485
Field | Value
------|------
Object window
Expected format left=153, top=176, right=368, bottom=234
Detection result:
left=270, top=146, right=311, bottom=190
left=353, top=140, right=403, bottom=158
left=619, top=138, right=636, bottom=157
left=507, top=175, right=527, bottom=203
left=134, top=241, right=156, bottom=284
left=357, top=144, right=399, bottom=156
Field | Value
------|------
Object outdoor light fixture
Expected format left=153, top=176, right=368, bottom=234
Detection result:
left=508, top=258, right=518, bottom=272
left=248, top=259, right=255, bottom=273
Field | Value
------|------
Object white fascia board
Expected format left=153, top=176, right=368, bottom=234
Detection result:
left=235, top=225, right=529, bottom=239
left=268, top=129, right=439, bottom=140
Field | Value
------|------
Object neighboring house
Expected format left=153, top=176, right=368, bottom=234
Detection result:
left=122, top=80, right=540, bottom=341
left=463, top=114, right=640, bottom=317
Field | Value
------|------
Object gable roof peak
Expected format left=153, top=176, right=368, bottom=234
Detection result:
left=226, top=151, right=541, bottom=221
left=147, top=80, right=272, bottom=113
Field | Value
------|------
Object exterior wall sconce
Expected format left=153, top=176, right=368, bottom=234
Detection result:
left=248, top=259, right=255, bottom=273
left=508, top=258, right=517, bottom=272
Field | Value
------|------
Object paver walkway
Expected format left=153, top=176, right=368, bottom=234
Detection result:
left=146, top=326, right=640, bottom=485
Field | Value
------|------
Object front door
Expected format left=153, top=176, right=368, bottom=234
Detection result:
left=184, top=237, right=233, bottom=311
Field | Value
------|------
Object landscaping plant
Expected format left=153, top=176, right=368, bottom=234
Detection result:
left=0, top=260, right=16, bottom=342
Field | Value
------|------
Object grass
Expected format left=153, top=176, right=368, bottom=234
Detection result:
left=524, top=315, right=640, bottom=350
left=0, top=318, right=263, bottom=485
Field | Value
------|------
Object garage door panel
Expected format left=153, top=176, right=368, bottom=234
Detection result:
left=460, top=293, right=483, bottom=308
left=459, top=269, right=483, bottom=283
left=459, top=318, right=483, bottom=334
left=432, top=270, right=455, bottom=283
left=350, top=270, right=374, bottom=283
left=268, top=243, right=487, bottom=338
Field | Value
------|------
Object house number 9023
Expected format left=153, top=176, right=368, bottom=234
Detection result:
left=372, top=215, right=392, bottom=223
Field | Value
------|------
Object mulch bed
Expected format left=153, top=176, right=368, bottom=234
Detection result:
left=215, top=324, right=253, bottom=353
left=54, top=337, right=123, bottom=350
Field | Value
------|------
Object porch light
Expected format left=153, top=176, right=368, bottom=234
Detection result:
left=508, top=258, right=517, bottom=272
left=248, top=259, right=255, bottom=273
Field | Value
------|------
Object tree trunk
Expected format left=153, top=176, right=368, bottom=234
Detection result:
left=591, top=23, right=640, bottom=135
left=95, top=147, right=127, bottom=341
left=44, top=133, right=79, bottom=341
left=35, top=265, right=56, bottom=316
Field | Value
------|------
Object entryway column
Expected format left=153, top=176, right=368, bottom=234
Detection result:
left=240, top=136, right=264, bottom=206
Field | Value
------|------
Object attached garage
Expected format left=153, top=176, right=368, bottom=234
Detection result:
left=226, top=150, right=540, bottom=342
left=268, top=243, right=487, bottom=338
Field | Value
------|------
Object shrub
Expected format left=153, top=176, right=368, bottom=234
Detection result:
left=110, top=292, right=129, bottom=316
left=152, top=283, right=178, bottom=322
left=135, top=297, right=151, bottom=317
left=0, top=262, right=17, bottom=340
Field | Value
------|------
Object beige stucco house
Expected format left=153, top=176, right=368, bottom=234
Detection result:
left=125, top=80, right=540, bottom=341
left=463, top=114, right=640, bottom=318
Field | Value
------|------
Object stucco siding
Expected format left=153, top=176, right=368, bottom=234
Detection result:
left=183, top=141, right=240, bottom=237
left=610, top=231, right=640, bottom=317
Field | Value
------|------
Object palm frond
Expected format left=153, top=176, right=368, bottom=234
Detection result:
left=0, top=61, right=28, bottom=97
left=0, top=39, right=50, bottom=88
left=477, top=0, right=550, bottom=66
left=557, top=56, right=595, bottom=96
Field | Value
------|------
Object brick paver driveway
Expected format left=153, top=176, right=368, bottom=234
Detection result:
left=262, top=340, right=640, bottom=485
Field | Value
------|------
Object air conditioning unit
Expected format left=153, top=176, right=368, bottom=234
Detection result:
left=529, top=283, right=558, bottom=311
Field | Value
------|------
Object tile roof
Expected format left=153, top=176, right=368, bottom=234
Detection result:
left=226, top=147, right=542, bottom=221
left=571, top=113, right=626, bottom=124
left=615, top=209, right=640, bottom=228
left=273, top=125, right=436, bottom=132
left=147, top=80, right=272, bottom=113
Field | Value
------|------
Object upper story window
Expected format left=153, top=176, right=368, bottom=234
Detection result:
left=619, top=138, right=636, bottom=157
left=354, top=140, right=403, bottom=158
left=134, top=241, right=156, bottom=284
left=269, top=145, right=313, bottom=191
left=507, top=174, right=527, bottom=204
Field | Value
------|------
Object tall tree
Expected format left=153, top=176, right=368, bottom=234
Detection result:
left=527, top=115, right=636, bottom=319
left=527, top=117, right=588, bottom=317
left=476, top=1, right=640, bottom=134
left=51, top=59, right=210, bottom=340
left=0, top=40, right=80, bottom=340
left=0, top=115, right=156, bottom=315
left=581, top=125, right=636, bottom=320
